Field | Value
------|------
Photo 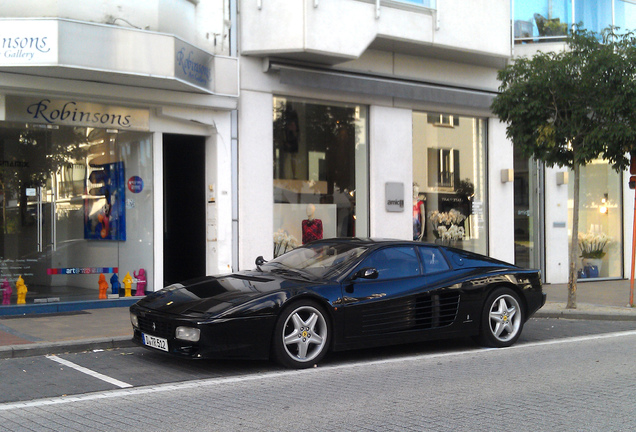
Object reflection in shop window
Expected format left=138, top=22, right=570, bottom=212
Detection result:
left=412, top=112, right=488, bottom=255
left=568, top=160, right=622, bottom=279
left=272, top=97, right=368, bottom=256
left=513, top=0, right=572, bottom=41
left=0, top=123, right=153, bottom=304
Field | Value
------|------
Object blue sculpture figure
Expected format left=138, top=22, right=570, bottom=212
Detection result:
left=110, top=273, right=121, bottom=296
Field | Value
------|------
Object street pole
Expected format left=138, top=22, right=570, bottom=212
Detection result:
left=631, top=188, right=636, bottom=307
left=629, top=155, right=636, bottom=307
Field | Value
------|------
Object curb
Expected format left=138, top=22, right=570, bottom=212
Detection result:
left=535, top=310, right=636, bottom=321
left=0, top=336, right=136, bottom=359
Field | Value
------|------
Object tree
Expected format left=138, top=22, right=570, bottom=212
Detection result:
left=491, top=25, right=636, bottom=309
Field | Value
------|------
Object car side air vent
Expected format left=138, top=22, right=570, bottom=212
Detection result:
left=415, top=292, right=460, bottom=329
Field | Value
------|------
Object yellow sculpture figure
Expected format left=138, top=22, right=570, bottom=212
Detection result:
left=122, top=272, right=133, bottom=297
left=98, top=274, right=108, bottom=299
left=16, top=275, right=27, bottom=305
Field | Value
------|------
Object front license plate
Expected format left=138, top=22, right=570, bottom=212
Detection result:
left=142, top=333, right=168, bottom=352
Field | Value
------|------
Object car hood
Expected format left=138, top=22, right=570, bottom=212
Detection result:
left=134, top=271, right=305, bottom=316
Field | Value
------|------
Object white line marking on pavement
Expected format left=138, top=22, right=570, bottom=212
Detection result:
left=2, top=330, right=635, bottom=412
left=45, top=354, right=132, bottom=389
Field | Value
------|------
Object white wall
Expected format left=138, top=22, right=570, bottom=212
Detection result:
left=544, top=166, right=570, bottom=283
left=369, top=106, right=412, bottom=240
left=488, top=119, right=515, bottom=263
left=0, top=0, right=229, bottom=53
left=238, top=90, right=274, bottom=269
left=436, top=0, right=510, bottom=57
left=209, top=111, right=234, bottom=275
left=623, top=171, right=633, bottom=281
left=240, top=0, right=509, bottom=61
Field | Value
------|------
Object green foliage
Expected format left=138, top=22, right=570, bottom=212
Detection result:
left=491, top=25, right=636, bottom=170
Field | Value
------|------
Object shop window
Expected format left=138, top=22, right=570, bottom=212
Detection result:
left=0, top=123, right=153, bottom=304
left=273, top=97, right=368, bottom=256
left=568, top=160, right=622, bottom=279
left=412, top=112, right=488, bottom=255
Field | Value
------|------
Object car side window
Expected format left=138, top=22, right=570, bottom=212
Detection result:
left=418, top=247, right=451, bottom=274
left=359, top=247, right=421, bottom=280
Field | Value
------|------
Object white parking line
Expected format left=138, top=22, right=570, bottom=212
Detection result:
left=2, top=330, right=635, bottom=412
left=45, top=354, right=132, bottom=389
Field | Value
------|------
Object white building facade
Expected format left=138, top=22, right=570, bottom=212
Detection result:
left=237, top=0, right=514, bottom=271
left=1, top=0, right=634, bottom=313
left=0, top=0, right=238, bottom=310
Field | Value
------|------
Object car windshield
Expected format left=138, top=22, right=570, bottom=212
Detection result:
left=261, top=243, right=368, bottom=279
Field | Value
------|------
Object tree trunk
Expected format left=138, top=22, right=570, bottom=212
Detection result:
left=567, top=163, right=580, bottom=309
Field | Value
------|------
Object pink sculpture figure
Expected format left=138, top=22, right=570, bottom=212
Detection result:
left=16, top=275, right=27, bottom=305
left=98, top=274, right=108, bottom=299
left=2, top=278, right=12, bottom=305
left=134, top=269, right=146, bottom=296
left=110, top=273, right=120, bottom=296
left=122, top=272, right=133, bottom=297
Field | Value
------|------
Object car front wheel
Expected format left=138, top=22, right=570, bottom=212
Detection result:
left=272, top=300, right=330, bottom=369
left=477, top=287, right=524, bottom=348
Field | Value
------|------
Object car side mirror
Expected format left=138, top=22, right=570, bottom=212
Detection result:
left=353, top=267, right=378, bottom=280
left=255, top=256, right=267, bottom=267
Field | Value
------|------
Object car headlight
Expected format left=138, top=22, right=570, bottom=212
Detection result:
left=130, top=312, right=138, bottom=328
left=175, top=326, right=200, bottom=342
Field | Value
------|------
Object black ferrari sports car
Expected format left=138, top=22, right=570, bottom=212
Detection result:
left=130, top=239, right=545, bottom=368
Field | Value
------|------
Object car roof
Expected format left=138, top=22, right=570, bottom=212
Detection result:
left=308, top=238, right=438, bottom=248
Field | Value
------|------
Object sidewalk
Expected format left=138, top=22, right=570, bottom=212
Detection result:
left=0, top=280, right=635, bottom=359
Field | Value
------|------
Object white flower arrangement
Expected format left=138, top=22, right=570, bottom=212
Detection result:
left=273, top=229, right=299, bottom=257
left=435, top=224, right=465, bottom=241
left=578, top=231, right=611, bottom=259
left=429, top=209, right=466, bottom=241
left=429, top=209, right=466, bottom=226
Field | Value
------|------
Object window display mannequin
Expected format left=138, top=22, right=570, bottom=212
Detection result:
left=413, top=184, right=426, bottom=241
left=302, top=203, right=323, bottom=244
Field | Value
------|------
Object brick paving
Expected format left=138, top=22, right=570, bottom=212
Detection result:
left=0, top=330, right=32, bottom=346
left=0, top=331, right=635, bottom=431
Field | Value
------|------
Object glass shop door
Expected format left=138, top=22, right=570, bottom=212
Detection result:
left=513, top=149, right=545, bottom=276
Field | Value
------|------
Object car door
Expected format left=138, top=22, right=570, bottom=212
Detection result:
left=416, top=245, right=462, bottom=328
left=342, top=246, right=425, bottom=341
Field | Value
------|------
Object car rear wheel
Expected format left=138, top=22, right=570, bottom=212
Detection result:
left=477, top=287, right=524, bottom=348
left=272, top=300, right=330, bottom=369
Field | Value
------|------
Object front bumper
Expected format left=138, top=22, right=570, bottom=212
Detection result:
left=131, top=309, right=277, bottom=360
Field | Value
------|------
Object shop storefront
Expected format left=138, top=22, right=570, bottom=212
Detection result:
left=412, top=112, right=488, bottom=255
left=272, top=97, right=369, bottom=255
left=0, top=102, right=154, bottom=304
left=238, top=52, right=502, bottom=269
left=0, top=17, right=239, bottom=312
left=569, top=160, right=623, bottom=280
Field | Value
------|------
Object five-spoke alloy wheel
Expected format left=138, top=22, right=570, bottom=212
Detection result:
left=272, top=300, right=330, bottom=368
left=477, top=287, right=524, bottom=348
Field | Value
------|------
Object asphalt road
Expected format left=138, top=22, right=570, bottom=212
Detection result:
left=1, top=317, right=636, bottom=431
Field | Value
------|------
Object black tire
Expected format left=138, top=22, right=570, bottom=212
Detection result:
left=476, top=287, right=524, bottom=348
left=272, top=300, right=330, bottom=369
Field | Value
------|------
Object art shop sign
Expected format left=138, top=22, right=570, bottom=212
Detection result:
left=175, top=40, right=213, bottom=90
left=0, top=20, right=58, bottom=64
left=4, top=96, right=149, bottom=131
